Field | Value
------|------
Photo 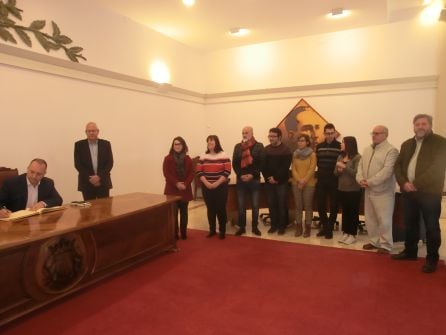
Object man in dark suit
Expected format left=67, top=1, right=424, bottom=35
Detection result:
left=0, top=158, right=63, bottom=218
left=74, top=122, right=114, bottom=200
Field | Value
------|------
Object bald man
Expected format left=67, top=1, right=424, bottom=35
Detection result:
left=232, top=126, right=265, bottom=236
left=74, top=122, right=114, bottom=200
left=356, top=125, right=398, bottom=254
left=0, top=158, right=62, bottom=218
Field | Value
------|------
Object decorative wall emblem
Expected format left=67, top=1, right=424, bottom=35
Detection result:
left=276, top=98, right=338, bottom=151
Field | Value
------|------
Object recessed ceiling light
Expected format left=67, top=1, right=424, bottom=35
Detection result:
left=182, top=0, right=195, bottom=7
left=228, top=27, right=250, bottom=37
left=327, top=8, right=351, bottom=19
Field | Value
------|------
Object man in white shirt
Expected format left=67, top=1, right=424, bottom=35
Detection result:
left=0, top=159, right=63, bottom=218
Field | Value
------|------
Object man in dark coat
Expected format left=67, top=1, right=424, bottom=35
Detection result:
left=0, top=158, right=62, bottom=218
left=74, top=122, right=114, bottom=200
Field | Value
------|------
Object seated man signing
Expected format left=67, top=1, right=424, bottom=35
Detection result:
left=0, top=158, right=63, bottom=218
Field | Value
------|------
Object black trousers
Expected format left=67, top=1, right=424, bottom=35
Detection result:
left=338, top=190, right=361, bottom=236
left=202, top=183, right=228, bottom=234
left=316, top=178, right=338, bottom=232
left=402, top=191, right=442, bottom=262
left=174, top=201, right=189, bottom=238
left=81, top=186, right=110, bottom=201
left=265, top=183, right=288, bottom=230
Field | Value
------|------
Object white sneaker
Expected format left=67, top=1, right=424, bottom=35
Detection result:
left=338, top=233, right=349, bottom=244
left=343, top=235, right=357, bottom=245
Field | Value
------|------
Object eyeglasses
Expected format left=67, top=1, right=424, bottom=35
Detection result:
left=370, top=132, right=385, bottom=136
left=173, top=142, right=182, bottom=145
left=324, top=132, right=335, bottom=135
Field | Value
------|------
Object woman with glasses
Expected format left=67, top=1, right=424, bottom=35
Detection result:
left=291, top=134, right=317, bottom=237
left=196, top=135, right=231, bottom=239
left=163, top=136, right=194, bottom=239
left=334, top=136, right=362, bottom=245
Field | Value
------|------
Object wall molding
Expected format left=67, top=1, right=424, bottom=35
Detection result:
left=0, top=43, right=438, bottom=105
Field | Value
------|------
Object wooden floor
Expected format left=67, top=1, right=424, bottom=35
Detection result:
left=188, top=198, right=446, bottom=259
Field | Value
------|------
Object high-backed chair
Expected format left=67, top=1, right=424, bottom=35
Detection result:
left=0, top=167, right=19, bottom=189
left=191, top=156, right=201, bottom=200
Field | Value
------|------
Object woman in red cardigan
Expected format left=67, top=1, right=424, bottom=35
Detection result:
left=163, top=137, right=194, bottom=239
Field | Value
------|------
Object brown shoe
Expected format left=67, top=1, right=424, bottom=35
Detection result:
left=377, top=248, right=390, bottom=254
left=363, top=243, right=378, bottom=250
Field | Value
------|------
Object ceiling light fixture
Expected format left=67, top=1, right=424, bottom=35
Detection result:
left=182, top=0, right=195, bottom=7
left=228, top=27, right=250, bottom=37
left=327, top=8, right=351, bottom=19
left=420, top=0, right=443, bottom=24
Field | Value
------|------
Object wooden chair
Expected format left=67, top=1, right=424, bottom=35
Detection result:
left=0, top=167, right=19, bottom=188
left=191, top=156, right=202, bottom=200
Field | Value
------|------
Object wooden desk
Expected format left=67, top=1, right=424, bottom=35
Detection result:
left=0, top=192, right=179, bottom=326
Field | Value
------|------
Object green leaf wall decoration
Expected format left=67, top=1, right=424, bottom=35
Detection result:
left=0, top=0, right=86, bottom=62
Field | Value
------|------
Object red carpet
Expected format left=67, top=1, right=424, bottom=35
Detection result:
left=2, top=229, right=446, bottom=335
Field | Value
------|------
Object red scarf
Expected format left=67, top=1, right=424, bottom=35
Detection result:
left=241, top=137, right=256, bottom=168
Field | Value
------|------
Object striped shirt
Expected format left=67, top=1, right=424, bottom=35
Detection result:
left=196, top=151, right=231, bottom=183
left=316, top=140, right=341, bottom=179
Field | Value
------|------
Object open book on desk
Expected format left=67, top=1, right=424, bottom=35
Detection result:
left=0, top=206, right=66, bottom=221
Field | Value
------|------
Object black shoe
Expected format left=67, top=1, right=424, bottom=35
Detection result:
left=235, top=228, right=246, bottom=236
left=218, top=233, right=225, bottom=240
left=391, top=251, right=418, bottom=260
left=422, top=260, right=437, bottom=273
left=316, top=230, right=325, bottom=237
left=277, top=228, right=285, bottom=235
left=325, top=231, right=333, bottom=239
left=268, top=227, right=278, bottom=234
left=181, top=235, right=187, bottom=240
left=206, top=231, right=216, bottom=238
left=252, top=228, right=262, bottom=236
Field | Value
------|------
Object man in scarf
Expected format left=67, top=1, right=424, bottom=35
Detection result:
left=232, top=126, right=265, bottom=236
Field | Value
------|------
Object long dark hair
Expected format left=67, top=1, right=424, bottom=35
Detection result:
left=169, top=136, right=188, bottom=155
left=342, top=136, right=358, bottom=158
left=206, top=135, right=223, bottom=154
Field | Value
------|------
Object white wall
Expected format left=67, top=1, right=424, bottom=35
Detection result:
left=0, top=2, right=442, bottom=203
left=11, top=0, right=206, bottom=91
left=436, top=19, right=446, bottom=135
left=204, top=20, right=439, bottom=93
left=0, top=63, right=206, bottom=202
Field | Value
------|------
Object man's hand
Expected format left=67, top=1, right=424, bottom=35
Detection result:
left=403, top=182, right=417, bottom=192
left=89, top=175, right=101, bottom=187
left=267, top=176, right=278, bottom=184
left=30, top=202, right=46, bottom=211
left=0, top=208, right=11, bottom=218
left=359, top=179, right=368, bottom=188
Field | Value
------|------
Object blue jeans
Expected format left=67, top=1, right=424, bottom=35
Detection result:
left=265, top=183, right=288, bottom=230
left=236, top=179, right=260, bottom=229
left=402, top=191, right=442, bottom=261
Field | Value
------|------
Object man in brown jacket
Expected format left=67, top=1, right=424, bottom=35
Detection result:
left=392, top=114, right=446, bottom=273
